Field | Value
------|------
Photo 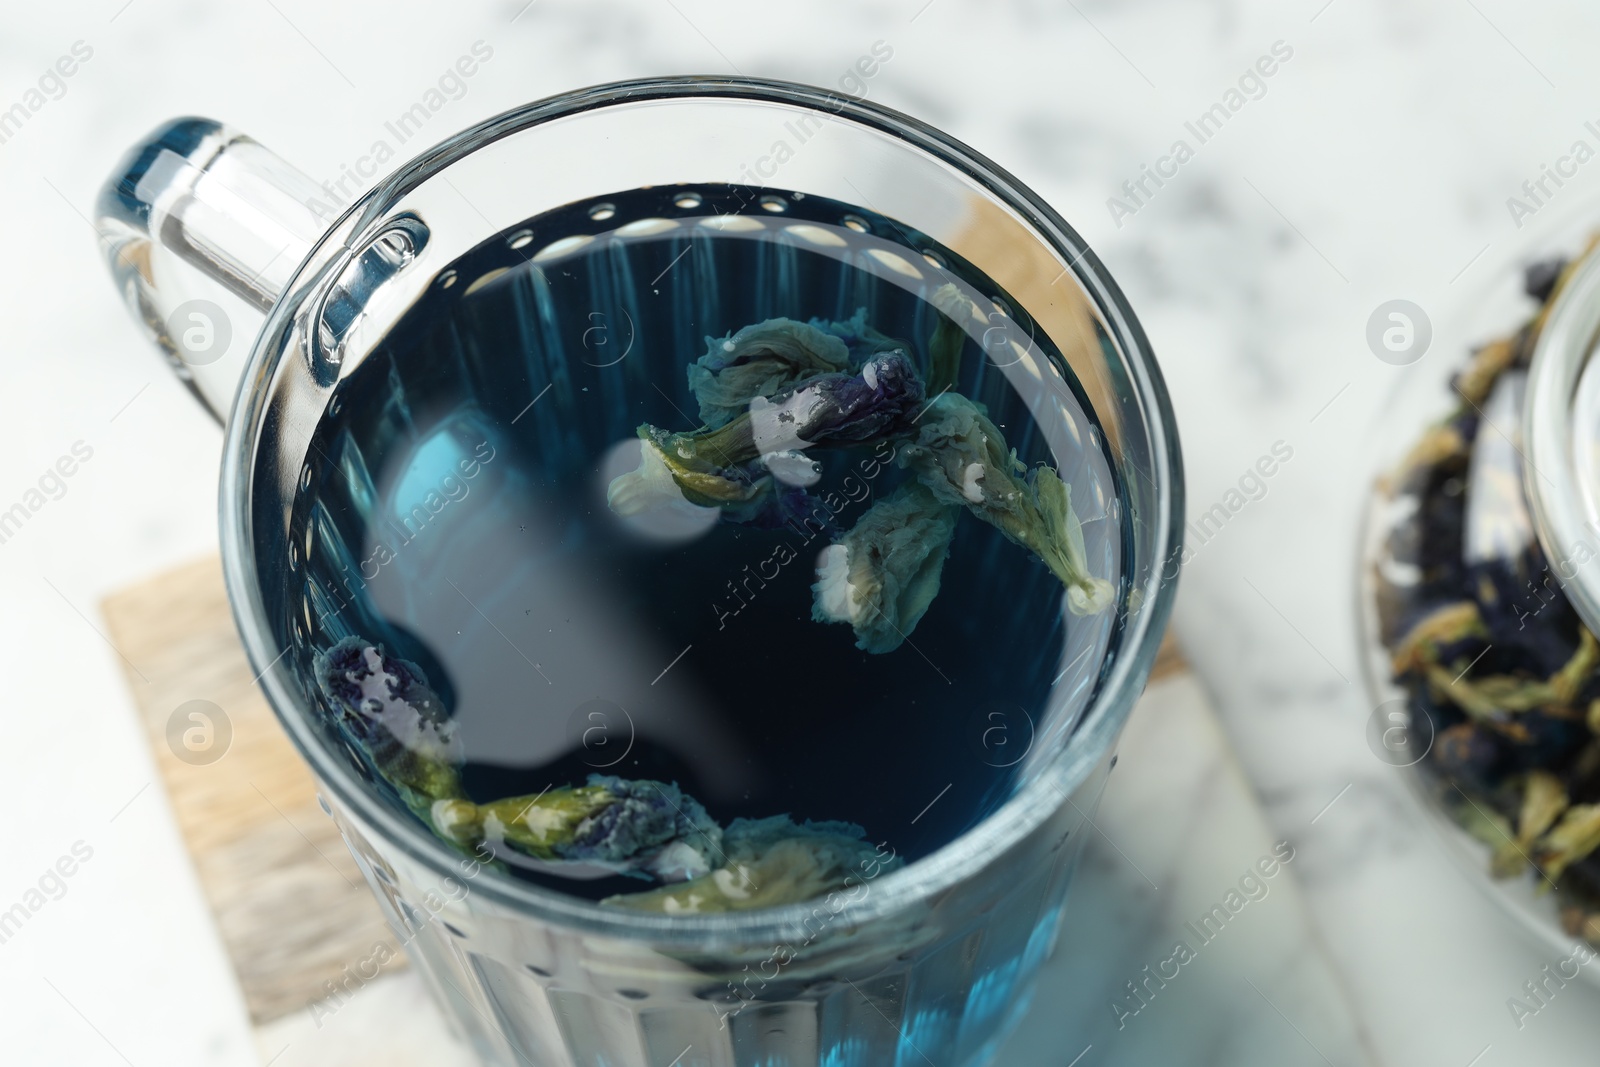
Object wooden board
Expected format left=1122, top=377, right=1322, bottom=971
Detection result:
left=101, top=554, right=1183, bottom=1035
left=101, top=556, right=404, bottom=1027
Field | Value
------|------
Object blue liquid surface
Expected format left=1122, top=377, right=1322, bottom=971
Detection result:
left=290, top=185, right=1124, bottom=900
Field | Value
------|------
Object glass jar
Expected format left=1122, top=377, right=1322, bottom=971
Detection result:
left=1362, top=186, right=1600, bottom=964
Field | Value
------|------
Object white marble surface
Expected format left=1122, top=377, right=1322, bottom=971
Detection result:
left=4, top=1, right=1600, bottom=1064
left=1002, top=674, right=1372, bottom=1067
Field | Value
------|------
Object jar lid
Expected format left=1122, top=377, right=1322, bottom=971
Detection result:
left=1525, top=249, right=1600, bottom=633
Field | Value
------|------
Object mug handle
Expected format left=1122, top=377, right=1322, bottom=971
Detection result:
left=97, top=118, right=329, bottom=423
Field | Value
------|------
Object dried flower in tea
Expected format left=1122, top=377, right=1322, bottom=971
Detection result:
left=314, top=636, right=896, bottom=909
left=610, top=299, right=1115, bottom=652
left=812, top=481, right=960, bottom=653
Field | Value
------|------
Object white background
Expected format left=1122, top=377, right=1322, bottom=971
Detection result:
left=4, top=1, right=1600, bottom=1064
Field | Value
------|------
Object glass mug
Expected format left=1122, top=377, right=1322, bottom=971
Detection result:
left=97, top=78, right=1182, bottom=1067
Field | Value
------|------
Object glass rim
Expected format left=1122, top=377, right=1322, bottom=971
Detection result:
left=1527, top=248, right=1600, bottom=636
left=218, top=75, right=1185, bottom=944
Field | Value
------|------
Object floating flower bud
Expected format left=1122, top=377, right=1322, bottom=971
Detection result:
left=603, top=816, right=899, bottom=913
left=812, top=481, right=959, bottom=653
left=317, top=630, right=888, bottom=906
left=688, top=318, right=850, bottom=428
left=607, top=426, right=767, bottom=517
left=449, top=782, right=615, bottom=858
left=314, top=638, right=462, bottom=810
left=562, top=775, right=723, bottom=876
left=899, top=392, right=1113, bottom=614
left=608, top=353, right=923, bottom=521
left=431, top=776, right=723, bottom=879
left=747, top=350, right=924, bottom=454
left=607, top=435, right=724, bottom=518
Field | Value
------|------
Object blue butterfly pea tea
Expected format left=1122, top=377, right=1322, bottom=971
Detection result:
left=289, top=184, right=1123, bottom=910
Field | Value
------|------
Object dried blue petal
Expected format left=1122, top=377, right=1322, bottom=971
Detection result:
left=316, top=628, right=903, bottom=904
left=313, top=637, right=462, bottom=807
left=899, top=392, right=1114, bottom=614
left=609, top=352, right=923, bottom=521
left=722, top=464, right=837, bottom=536
left=813, top=481, right=959, bottom=653
left=436, top=777, right=722, bottom=879
left=602, top=815, right=898, bottom=913
left=688, top=318, right=851, bottom=428
left=809, top=306, right=906, bottom=366
left=564, top=775, right=724, bottom=879
left=748, top=349, right=924, bottom=454
left=928, top=283, right=981, bottom=394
